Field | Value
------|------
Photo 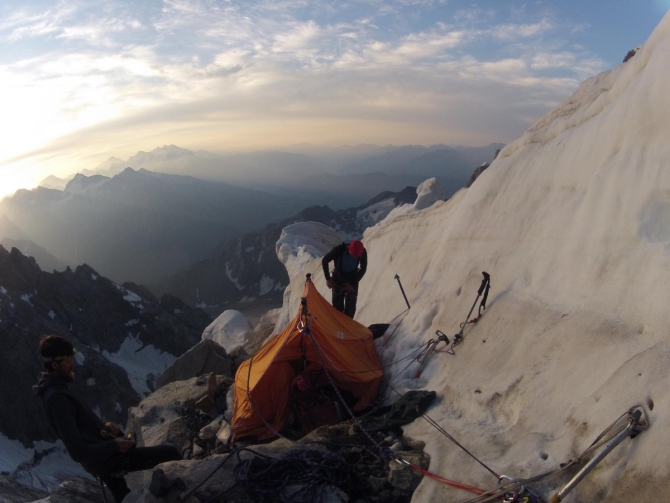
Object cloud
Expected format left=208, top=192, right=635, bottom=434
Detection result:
left=0, top=0, right=618, bottom=190
left=492, top=19, right=554, bottom=41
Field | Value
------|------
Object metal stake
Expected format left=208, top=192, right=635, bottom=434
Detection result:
left=549, top=409, right=645, bottom=503
left=394, top=274, right=410, bottom=309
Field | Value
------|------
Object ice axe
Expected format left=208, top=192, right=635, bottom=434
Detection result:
left=452, top=271, right=490, bottom=347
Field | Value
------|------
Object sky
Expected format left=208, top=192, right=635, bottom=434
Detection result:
left=0, top=0, right=668, bottom=199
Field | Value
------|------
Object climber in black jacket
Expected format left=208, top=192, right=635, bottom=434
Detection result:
left=321, top=240, right=367, bottom=318
left=34, top=335, right=181, bottom=502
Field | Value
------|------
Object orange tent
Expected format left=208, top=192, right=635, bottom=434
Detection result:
left=231, top=275, right=383, bottom=441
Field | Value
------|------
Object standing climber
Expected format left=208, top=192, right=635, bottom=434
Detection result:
left=321, top=240, right=367, bottom=318
left=34, top=335, right=182, bottom=502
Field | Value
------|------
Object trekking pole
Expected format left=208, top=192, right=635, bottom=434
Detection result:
left=549, top=408, right=647, bottom=503
left=394, top=274, right=410, bottom=309
left=452, top=272, right=490, bottom=346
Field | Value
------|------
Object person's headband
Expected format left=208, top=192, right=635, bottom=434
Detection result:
left=43, top=348, right=77, bottom=363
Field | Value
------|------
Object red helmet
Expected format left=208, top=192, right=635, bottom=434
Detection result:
left=348, top=240, right=365, bottom=258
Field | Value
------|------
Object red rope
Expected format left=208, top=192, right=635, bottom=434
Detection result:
left=407, top=462, right=492, bottom=496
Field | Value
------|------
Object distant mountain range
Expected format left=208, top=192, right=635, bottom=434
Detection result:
left=3, top=143, right=501, bottom=293
left=38, top=143, right=503, bottom=208
left=1, top=168, right=305, bottom=285
left=0, top=238, right=67, bottom=273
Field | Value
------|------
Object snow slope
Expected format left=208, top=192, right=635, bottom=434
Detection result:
left=274, top=11, right=670, bottom=503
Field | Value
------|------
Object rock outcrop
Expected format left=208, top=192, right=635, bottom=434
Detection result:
left=155, top=340, right=233, bottom=390
left=0, top=475, right=48, bottom=502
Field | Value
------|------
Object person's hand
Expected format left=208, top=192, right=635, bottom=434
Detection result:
left=326, top=279, right=334, bottom=289
left=115, top=437, right=136, bottom=453
left=104, top=421, right=121, bottom=437
left=344, top=283, right=354, bottom=293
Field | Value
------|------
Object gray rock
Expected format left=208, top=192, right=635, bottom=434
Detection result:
left=30, top=476, right=104, bottom=503
left=127, top=438, right=304, bottom=502
left=387, top=462, right=414, bottom=491
left=386, top=451, right=429, bottom=493
left=467, top=162, right=490, bottom=188
left=127, top=378, right=211, bottom=448
left=229, top=347, right=249, bottom=370
left=623, top=48, right=637, bottom=63
left=367, top=476, right=387, bottom=495
left=245, top=308, right=281, bottom=354
left=401, top=435, right=425, bottom=451
left=125, top=425, right=346, bottom=503
left=0, top=474, right=48, bottom=502
left=155, top=340, right=232, bottom=389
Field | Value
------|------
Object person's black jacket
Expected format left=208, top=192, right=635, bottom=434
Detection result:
left=321, top=242, right=367, bottom=285
left=33, top=373, right=119, bottom=475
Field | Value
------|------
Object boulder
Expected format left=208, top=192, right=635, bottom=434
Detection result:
left=387, top=451, right=429, bottom=492
left=125, top=437, right=304, bottom=502
left=245, top=308, right=281, bottom=354
left=127, top=377, right=213, bottom=449
left=155, top=340, right=232, bottom=389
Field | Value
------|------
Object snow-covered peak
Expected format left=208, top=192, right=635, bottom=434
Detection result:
left=127, top=145, right=195, bottom=165
left=90, top=156, right=127, bottom=175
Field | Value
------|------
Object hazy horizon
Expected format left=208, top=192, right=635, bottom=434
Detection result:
left=1, top=1, right=667, bottom=199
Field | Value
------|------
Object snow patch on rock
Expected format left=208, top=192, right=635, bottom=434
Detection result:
left=0, top=433, right=33, bottom=473
left=355, top=198, right=397, bottom=230
left=102, top=336, right=176, bottom=397
left=226, top=262, right=244, bottom=290
left=259, top=275, right=275, bottom=295
left=10, top=440, right=91, bottom=492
